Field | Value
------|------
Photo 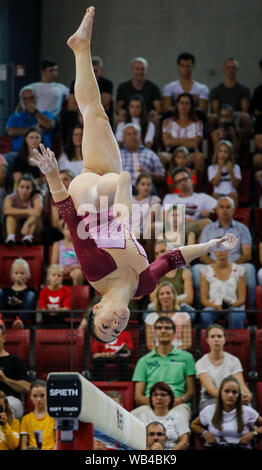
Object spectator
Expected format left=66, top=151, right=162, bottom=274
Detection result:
left=200, top=248, right=246, bottom=329
left=68, top=56, right=114, bottom=128
left=3, top=173, right=43, bottom=246
left=90, top=329, right=134, bottom=381
left=116, top=57, right=162, bottom=122
left=20, top=380, right=56, bottom=450
left=50, top=222, right=84, bottom=286
left=257, top=238, right=262, bottom=285
left=12, top=127, right=43, bottom=186
left=6, top=86, right=55, bottom=152
left=58, top=124, right=83, bottom=177
left=28, top=59, right=69, bottom=118
left=0, top=324, right=30, bottom=419
left=210, top=104, right=240, bottom=154
left=132, top=382, right=189, bottom=450
left=165, top=146, right=197, bottom=194
left=115, top=95, right=155, bottom=149
left=251, top=59, right=262, bottom=117
left=38, top=264, right=71, bottom=325
left=0, top=258, right=37, bottom=327
left=0, top=391, right=20, bottom=450
left=162, top=52, right=209, bottom=115
left=252, top=114, right=262, bottom=170
left=210, top=58, right=251, bottom=144
left=145, top=282, right=192, bottom=351
left=192, top=196, right=256, bottom=309
left=120, top=123, right=165, bottom=189
left=132, top=316, right=196, bottom=422
left=162, top=93, right=205, bottom=172
left=163, top=205, right=196, bottom=246
left=191, top=375, right=262, bottom=450
left=208, top=140, right=241, bottom=207
left=146, top=422, right=168, bottom=450
left=162, top=168, right=217, bottom=239
left=196, top=324, right=252, bottom=411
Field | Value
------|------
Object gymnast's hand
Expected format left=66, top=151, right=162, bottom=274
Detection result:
left=30, top=143, right=59, bottom=177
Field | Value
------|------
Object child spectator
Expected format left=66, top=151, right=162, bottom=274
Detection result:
left=51, top=222, right=84, bottom=285
left=165, top=147, right=197, bottom=194
left=58, top=124, right=84, bottom=177
left=131, top=172, right=161, bottom=239
left=208, top=140, right=241, bottom=207
left=20, top=380, right=56, bottom=450
left=3, top=173, right=43, bottom=246
left=38, top=265, right=71, bottom=325
left=0, top=258, right=37, bottom=327
left=0, top=391, right=20, bottom=450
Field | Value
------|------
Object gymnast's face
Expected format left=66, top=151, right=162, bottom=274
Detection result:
left=93, top=304, right=130, bottom=342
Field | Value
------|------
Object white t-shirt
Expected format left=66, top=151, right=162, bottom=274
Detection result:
left=208, top=164, right=242, bottom=195
left=29, top=82, right=70, bottom=117
left=131, top=195, right=161, bottom=237
left=145, top=311, right=190, bottom=348
left=162, top=79, right=209, bottom=103
left=196, top=352, right=243, bottom=403
left=133, top=407, right=190, bottom=450
left=200, top=404, right=258, bottom=446
left=58, top=154, right=83, bottom=177
left=162, top=192, right=217, bottom=219
left=163, top=119, right=203, bottom=140
left=201, top=263, right=245, bottom=307
left=116, top=119, right=155, bottom=144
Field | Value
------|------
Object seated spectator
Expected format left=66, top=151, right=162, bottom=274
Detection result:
left=58, top=124, right=83, bottom=177
left=20, top=380, right=56, bottom=450
left=209, top=58, right=251, bottom=147
left=253, top=115, right=262, bottom=170
left=90, top=329, right=134, bottom=381
left=0, top=258, right=37, bottom=327
left=49, top=169, right=74, bottom=240
left=116, top=57, right=162, bottom=124
left=251, top=59, right=262, bottom=117
left=12, top=127, right=43, bottom=186
left=208, top=140, right=241, bottom=207
left=257, top=237, right=262, bottom=285
left=120, top=123, right=165, bottom=190
left=163, top=205, right=196, bottom=246
left=165, top=146, right=197, bottom=194
left=0, top=324, right=30, bottom=419
left=6, top=86, right=55, bottom=152
left=162, top=168, right=216, bottom=240
left=196, top=324, right=252, bottom=411
left=27, top=59, right=69, bottom=119
left=149, top=240, right=195, bottom=318
left=210, top=105, right=240, bottom=154
left=192, top=196, right=256, bottom=309
left=145, top=282, right=192, bottom=351
left=162, top=52, right=209, bottom=116
left=146, top=422, right=168, bottom=450
left=191, top=376, right=262, bottom=450
left=200, top=247, right=246, bottom=329
left=162, top=93, right=205, bottom=172
left=3, top=173, right=43, bottom=246
left=0, top=391, right=20, bottom=450
left=115, top=95, right=155, bottom=149
left=132, top=316, right=196, bottom=422
left=38, top=265, right=71, bottom=325
left=132, top=382, right=189, bottom=450
left=51, top=222, right=84, bottom=286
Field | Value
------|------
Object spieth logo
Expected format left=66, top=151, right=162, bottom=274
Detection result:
left=117, top=408, right=123, bottom=431
left=49, top=389, right=79, bottom=397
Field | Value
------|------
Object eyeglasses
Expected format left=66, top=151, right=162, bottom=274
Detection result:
left=175, top=176, right=189, bottom=184
left=151, top=392, right=169, bottom=398
left=154, top=326, right=173, bottom=331
left=147, top=432, right=165, bottom=437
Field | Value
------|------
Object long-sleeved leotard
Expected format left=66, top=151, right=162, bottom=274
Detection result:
left=55, top=196, right=186, bottom=297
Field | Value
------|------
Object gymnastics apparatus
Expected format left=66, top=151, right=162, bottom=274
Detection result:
left=32, top=6, right=237, bottom=344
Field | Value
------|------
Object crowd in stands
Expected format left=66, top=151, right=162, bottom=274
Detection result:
left=1, top=52, right=262, bottom=450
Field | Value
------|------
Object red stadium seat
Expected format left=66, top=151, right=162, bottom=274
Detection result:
left=4, top=329, right=30, bottom=367
left=0, top=245, right=44, bottom=291
left=238, top=170, right=250, bottom=205
left=201, top=329, right=250, bottom=380
left=255, top=286, right=262, bottom=328
left=67, top=285, right=90, bottom=312
left=34, top=329, right=85, bottom=379
left=234, top=208, right=250, bottom=228
left=127, top=321, right=141, bottom=369
left=92, top=381, right=134, bottom=411
left=0, top=135, right=12, bottom=154
left=256, top=330, right=262, bottom=381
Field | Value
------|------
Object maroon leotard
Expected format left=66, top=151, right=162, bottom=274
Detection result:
left=55, top=196, right=186, bottom=297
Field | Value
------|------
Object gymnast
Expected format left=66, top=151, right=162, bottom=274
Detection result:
left=31, top=6, right=236, bottom=343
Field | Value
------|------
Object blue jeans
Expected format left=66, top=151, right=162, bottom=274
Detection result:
left=0, top=289, right=36, bottom=323
left=200, top=307, right=246, bottom=329
left=192, top=263, right=256, bottom=310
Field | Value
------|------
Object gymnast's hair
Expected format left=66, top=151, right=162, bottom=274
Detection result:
left=85, top=307, right=111, bottom=344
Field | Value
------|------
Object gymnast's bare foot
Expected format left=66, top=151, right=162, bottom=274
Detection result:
left=67, top=6, right=95, bottom=51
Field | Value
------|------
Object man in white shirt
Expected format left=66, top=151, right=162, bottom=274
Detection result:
left=27, top=59, right=69, bottom=118
left=162, top=52, right=209, bottom=115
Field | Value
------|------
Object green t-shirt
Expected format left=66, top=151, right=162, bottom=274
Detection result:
left=132, top=347, right=196, bottom=399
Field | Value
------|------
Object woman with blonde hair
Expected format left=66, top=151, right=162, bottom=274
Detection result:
left=207, top=140, right=241, bottom=207
left=144, top=281, right=192, bottom=351
left=0, top=391, right=20, bottom=450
